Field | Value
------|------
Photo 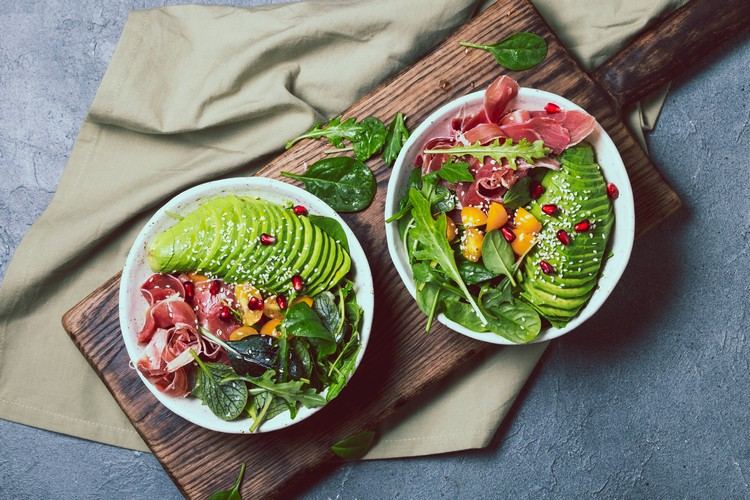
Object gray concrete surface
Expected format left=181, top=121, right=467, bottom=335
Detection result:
left=1, top=1, right=749, bottom=498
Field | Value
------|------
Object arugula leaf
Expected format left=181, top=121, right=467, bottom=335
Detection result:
left=408, top=188, right=486, bottom=325
left=424, top=138, right=549, bottom=170
left=383, top=112, right=410, bottom=166
left=285, top=115, right=386, bottom=161
left=208, top=463, right=246, bottom=500
left=282, top=302, right=336, bottom=356
left=227, top=370, right=327, bottom=408
left=246, top=391, right=287, bottom=433
left=459, top=32, right=547, bottom=71
left=352, top=116, right=387, bottom=161
left=481, top=230, right=517, bottom=286
left=309, top=215, right=349, bottom=252
left=502, top=176, right=531, bottom=209
left=190, top=350, right=248, bottom=421
left=282, top=157, right=376, bottom=213
left=435, top=161, right=474, bottom=183
left=331, top=431, right=377, bottom=460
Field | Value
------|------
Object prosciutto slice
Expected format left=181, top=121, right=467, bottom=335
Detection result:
left=462, top=123, right=505, bottom=145
left=483, top=76, right=519, bottom=123
left=137, top=294, right=197, bottom=344
left=193, top=280, right=240, bottom=340
left=136, top=328, right=191, bottom=397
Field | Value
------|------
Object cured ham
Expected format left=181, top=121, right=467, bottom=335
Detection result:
left=193, top=280, right=240, bottom=340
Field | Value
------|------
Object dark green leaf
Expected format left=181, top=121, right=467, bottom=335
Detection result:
left=481, top=230, right=517, bottom=286
left=285, top=116, right=360, bottom=150
left=229, top=370, right=327, bottom=408
left=480, top=280, right=513, bottom=307
left=190, top=351, right=248, bottom=421
left=460, top=32, right=547, bottom=71
left=386, top=167, right=422, bottom=223
left=383, top=112, right=410, bottom=166
left=435, top=161, right=474, bottom=183
left=199, top=328, right=278, bottom=377
left=442, top=296, right=489, bottom=332
left=458, top=259, right=498, bottom=285
left=331, top=431, right=377, bottom=460
left=309, top=215, right=349, bottom=252
left=352, top=116, right=387, bottom=161
left=502, top=176, right=531, bottom=209
left=281, top=157, right=376, bottom=212
left=313, top=291, right=341, bottom=336
left=282, top=302, right=336, bottom=356
left=482, top=301, right=541, bottom=343
left=208, top=463, right=246, bottom=500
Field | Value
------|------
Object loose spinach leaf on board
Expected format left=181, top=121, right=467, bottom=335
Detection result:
left=383, top=112, right=410, bottom=166
left=281, top=157, right=376, bottom=213
left=352, top=116, right=387, bottom=161
left=208, top=463, right=246, bottom=500
left=435, top=161, right=474, bottom=183
left=502, top=176, right=531, bottom=209
left=282, top=302, right=336, bottom=356
left=331, top=431, right=377, bottom=460
left=285, top=116, right=386, bottom=161
left=481, top=230, right=517, bottom=286
left=309, top=214, right=350, bottom=252
left=459, top=32, right=548, bottom=71
left=190, top=350, right=248, bottom=421
left=458, top=259, right=499, bottom=285
left=424, top=138, right=549, bottom=170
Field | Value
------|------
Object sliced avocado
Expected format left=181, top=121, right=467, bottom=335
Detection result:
left=264, top=206, right=304, bottom=291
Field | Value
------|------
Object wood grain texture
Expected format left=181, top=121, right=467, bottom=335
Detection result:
left=62, top=1, right=683, bottom=498
left=594, top=0, right=750, bottom=109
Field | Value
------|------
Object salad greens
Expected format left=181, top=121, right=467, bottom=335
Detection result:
left=330, top=430, right=377, bottom=460
left=459, top=32, right=548, bottom=71
left=424, top=138, right=549, bottom=170
left=282, top=157, right=376, bottom=212
left=383, top=112, right=410, bottom=166
left=309, top=215, right=350, bottom=252
left=208, top=463, right=246, bottom=500
left=190, top=350, right=248, bottom=421
left=285, top=115, right=386, bottom=161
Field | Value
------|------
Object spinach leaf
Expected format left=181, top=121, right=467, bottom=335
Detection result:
left=481, top=301, right=541, bottom=343
left=208, top=463, right=246, bottom=500
left=420, top=172, right=455, bottom=214
left=282, top=157, right=376, bottom=213
left=386, top=167, right=422, bottom=223
left=352, top=116, right=387, bottom=161
left=190, top=350, right=248, bottom=421
left=282, top=302, right=336, bottom=356
left=325, top=333, right=360, bottom=401
left=331, top=431, right=377, bottom=460
left=313, top=291, right=341, bottom=337
left=502, top=176, right=531, bottom=209
left=435, top=161, right=474, bottom=183
left=424, top=138, right=549, bottom=170
left=408, top=188, right=487, bottom=325
left=383, top=112, right=410, bottom=166
left=415, top=283, right=442, bottom=333
left=481, top=230, right=517, bottom=286
left=285, top=116, right=386, bottom=161
left=442, top=296, right=489, bottom=332
left=199, top=328, right=277, bottom=377
left=480, top=280, right=513, bottom=307
left=458, top=259, right=498, bottom=285
left=294, top=339, right=313, bottom=379
left=309, top=215, right=349, bottom=252
left=459, top=32, right=547, bottom=71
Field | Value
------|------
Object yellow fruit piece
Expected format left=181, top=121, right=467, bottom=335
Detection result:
left=461, top=227, right=484, bottom=262
left=187, top=273, right=208, bottom=283
left=485, top=202, right=508, bottom=232
left=260, top=318, right=282, bottom=337
left=514, top=207, right=542, bottom=234
left=235, top=283, right=262, bottom=326
left=263, top=296, right=283, bottom=319
left=461, top=206, right=487, bottom=227
left=511, top=231, right=535, bottom=256
left=446, top=218, right=457, bottom=242
left=229, top=326, right=258, bottom=341
left=294, top=296, right=314, bottom=308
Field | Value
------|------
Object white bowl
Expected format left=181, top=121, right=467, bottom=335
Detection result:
left=120, top=177, right=374, bottom=432
left=385, top=88, right=635, bottom=345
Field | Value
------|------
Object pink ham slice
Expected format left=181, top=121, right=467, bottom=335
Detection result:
left=193, top=280, right=240, bottom=340
left=462, top=123, right=505, bottom=145
left=140, top=273, right=184, bottom=305
left=137, top=296, right=197, bottom=344
left=484, top=76, right=519, bottom=123
left=419, top=137, right=455, bottom=175
left=137, top=328, right=191, bottom=397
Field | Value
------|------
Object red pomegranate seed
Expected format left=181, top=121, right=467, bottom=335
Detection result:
left=209, top=280, right=221, bottom=295
left=607, top=182, right=619, bottom=200
left=260, top=233, right=276, bottom=245
left=292, top=205, right=308, bottom=216
left=574, top=219, right=591, bottom=233
left=247, top=296, right=263, bottom=311
left=501, top=226, right=516, bottom=242
left=276, top=294, right=288, bottom=310
left=556, top=229, right=571, bottom=246
left=544, top=102, right=561, bottom=114
left=541, top=204, right=558, bottom=215
left=530, top=181, right=545, bottom=200
left=291, top=274, right=305, bottom=292
left=183, top=281, right=195, bottom=302
left=218, top=305, right=233, bottom=322
left=539, top=260, right=555, bottom=275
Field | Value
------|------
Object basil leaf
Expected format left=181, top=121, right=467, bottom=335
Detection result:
left=352, top=116, right=387, bottom=161
left=282, top=302, right=336, bottom=356
left=209, top=463, right=246, bottom=500
left=458, top=259, right=498, bottom=285
left=459, top=32, right=547, bottom=71
left=331, top=431, right=377, bottom=460
left=435, top=161, right=474, bottom=183
left=383, top=112, right=410, bottom=166
left=190, top=351, right=248, bottom=421
left=282, top=157, right=376, bottom=213
left=481, top=230, right=517, bottom=286
left=309, top=214, right=349, bottom=252
left=502, top=177, right=531, bottom=209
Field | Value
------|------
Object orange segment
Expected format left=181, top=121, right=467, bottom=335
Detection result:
left=229, top=326, right=259, bottom=341
left=485, top=202, right=508, bottom=232
left=260, top=318, right=282, bottom=337
left=263, top=296, right=283, bottom=319
left=293, top=296, right=314, bottom=308
left=461, top=206, right=487, bottom=227
left=511, top=231, right=535, bottom=256
left=461, top=227, right=484, bottom=262
left=235, top=283, right=262, bottom=325
left=187, top=273, right=208, bottom=283
left=514, top=207, right=542, bottom=234
left=446, top=218, right=457, bottom=242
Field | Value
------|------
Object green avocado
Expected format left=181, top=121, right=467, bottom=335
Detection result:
left=519, top=143, right=614, bottom=327
left=147, top=195, right=351, bottom=295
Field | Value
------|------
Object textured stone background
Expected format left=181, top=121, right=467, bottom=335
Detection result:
left=1, top=1, right=749, bottom=498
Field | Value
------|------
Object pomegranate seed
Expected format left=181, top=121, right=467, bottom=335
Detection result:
left=183, top=281, right=195, bottom=302
left=291, top=274, right=305, bottom=292
left=218, top=305, right=233, bottom=322
left=574, top=219, right=591, bottom=233
left=544, top=102, right=561, bottom=114
left=247, top=296, right=263, bottom=311
left=541, top=204, right=558, bottom=215
left=276, top=294, right=288, bottom=310
left=539, top=260, right=555, bottom=275
left=501, top=226, right=516, bottom=242
left=292, top=205, right=308, bottom=216
left=530, top=181, right=545, bottom=200
left=209, top=280, right=221, bottom=295
left=557, top=229, right=571, bottom=246
left=260, top=233, right=276, bottom=245
left=607, top=182, right=619, bottom=200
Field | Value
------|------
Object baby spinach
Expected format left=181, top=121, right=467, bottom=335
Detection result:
left=424, top=138, right=548, bottom=170
left=208, top=463, right=246, bottom=500
left=284, top=115, right=386, bottom=161
left=331, top=430, right=377, bottom=460
left=434, top=161, right=474, bottom=183
left=459, top=32, right=547, bottom=71
left=353, top=116, right=387, bottom=161
left=247, top=391, right=288, bottom=433
left=458, top=259, right=498, bottom=285
left=313, top=291, right=341, bottom=338
left=282, top=302, right=336, bottom=356
left=442, top=296, right=489, bottom=332
left=309, top=215, right=349, bottom=252
left=282, top=157, right=376, bottom=213
left=481, top=230, right=517, bottom=286
left=482, top=301, right=541, bottom=343
left=383, top=112, right=410, bottom=166
left=190, top=350, right=248, bottom=421
left=502, top=176, right=531, bottom=209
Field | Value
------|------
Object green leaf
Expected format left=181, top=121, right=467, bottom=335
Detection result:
left=435, top=161, right=474, bottom=183
left=386, top=167, right=423, bottom=223
left=458, top=259, right=498, bottom=285
left=424, top=138, right=549, bottom=170
left=331, top=431, right=377, bottom=460
left=352, top=116, right=387, bottom=161
left=190, top=351, right=248, bottom=421
left=313, top=291, right=341, bottom=338
left=482, top=301, right=541, bottom=343
left=309, top=215, right=349, bottom=252
left=281, top=157, right=376, bottom=213
left=285, top=116, right=360, bottom=149
left=480, top=280, right=513, bottom=307
left=481, top=230, right=517, bottom=286
left=282, top=302, right=336, bottom=356
left=502, top=176, right=531, bottom=209
left=208, top=463, right=246, bottom=500
left=459, top=32, right=547, bottom=71
left=383, top=112, right=410, bottom=166
left=442, top=296, right=489, bottom=332
left=227, top=370, right=327, bottom=408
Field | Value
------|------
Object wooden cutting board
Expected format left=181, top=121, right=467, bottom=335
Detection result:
left=63, top=0, right=748, bottom=497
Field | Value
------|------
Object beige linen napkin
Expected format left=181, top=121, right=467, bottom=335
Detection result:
left=0, top=0, right=682, bottom=457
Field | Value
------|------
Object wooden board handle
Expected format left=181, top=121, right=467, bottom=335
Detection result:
left=593, top=0, right=750, bottom=109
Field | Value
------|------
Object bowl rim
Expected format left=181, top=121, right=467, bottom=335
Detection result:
left=119, top=176, right=374, bottom=433
left=384, top=87, right=635, bottom=345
